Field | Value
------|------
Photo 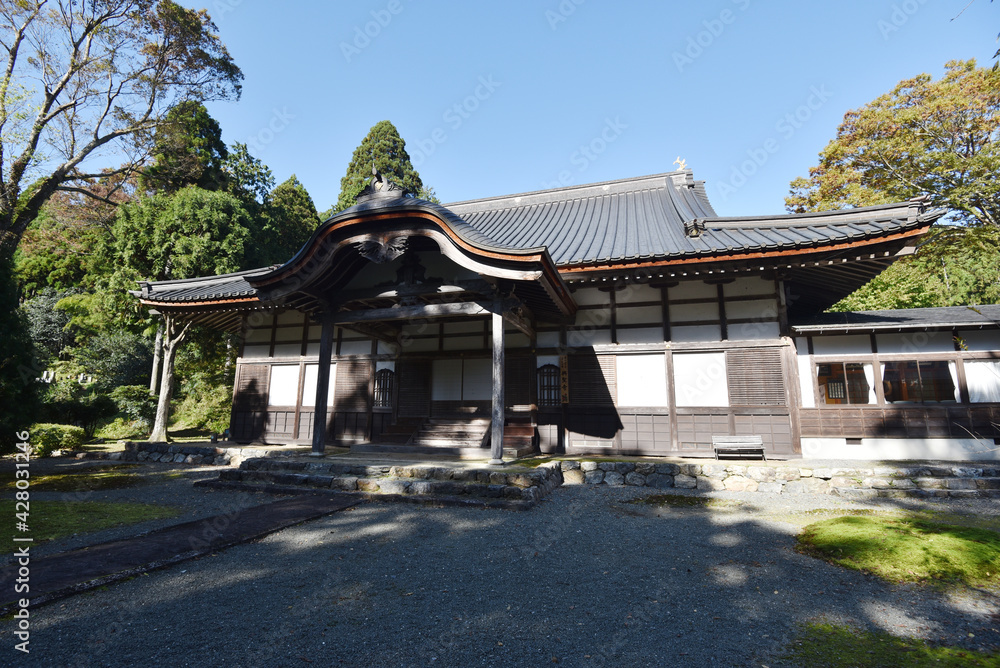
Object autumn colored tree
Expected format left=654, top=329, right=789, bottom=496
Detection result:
left=786, top=60, right=1000, bottom=228
left=0, top=0, right=242, bottom=262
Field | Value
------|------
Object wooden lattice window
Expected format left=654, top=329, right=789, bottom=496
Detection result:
left=374, top=368, right=395, bottom=408
left=537, top=364, right=561, bottom=407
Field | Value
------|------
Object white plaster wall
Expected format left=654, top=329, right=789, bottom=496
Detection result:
left=723, top=276, right=775, bottom=298
left=616, top=283, right=661, bottom=304
left=801, top=438, right=1000, bottom=461
left=244, top=328, right=270, bottom=344
left=725, top=299, right=778, bottom=321
left=572, top=287, right=611, bottom=306
left=536, top=331, right=560, bottom=348
left=616, top=305, right=662, bottom=325
left=957, top=330, right=1000, bottom=352
left=272, top=343, right=302, bottom=357
left=339, top=340, right=372, bottom=356
left=243, top=345, right=270, bottom=359
left=567, top=328, right=613, bottom=346
left=729, top=321, right=781, bottom=341
left=670, top=302, right=719, bottom=323
left=671, top=324, right=722, bottom=343
left=443, top=336, right=482, bottom=351
left=616, top=327, right=664, bottom=344
left=669, top=280, right=716, bottom=300
left=798, top=351, right=816, bottom=408
left=537, top=355, right=560, bottom=368
left=812, top=335, right=872, bottom=356
left=617, top=354, right=668, bottom=406
left=877, top=331, right=954, bottom=354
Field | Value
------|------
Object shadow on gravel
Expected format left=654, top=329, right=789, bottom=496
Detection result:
left=5, top=484, right=1000, bottom=667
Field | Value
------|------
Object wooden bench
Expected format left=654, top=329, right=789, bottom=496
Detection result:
left=712, top=435, right=766, bottom=461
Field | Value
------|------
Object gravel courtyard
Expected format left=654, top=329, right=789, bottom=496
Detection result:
left=4, top=466, right=1000, bottom=667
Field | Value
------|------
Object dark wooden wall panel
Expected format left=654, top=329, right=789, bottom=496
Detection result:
left=334, top=359, right=372, bottom=413
left=620, top=413, right=672, bottom=453
left=727, top=348, right=787, bottom=406
left=800, top=405, right=1000, bottom=439
left=397, top=359, right=431, bottom=418
left=231, top=364, right=269, bottom=442
left=333, top=412, right=369, bottom=443
left=505, top=356, right=533, bottom=407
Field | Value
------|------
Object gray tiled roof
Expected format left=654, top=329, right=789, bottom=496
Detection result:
left=792, top=305, right=1000, bottom=333
left=131, top=267, right=273, bottom=304
left=446, top=171, right=933, bottom=266
left=135, top=170, right=941, bottom=306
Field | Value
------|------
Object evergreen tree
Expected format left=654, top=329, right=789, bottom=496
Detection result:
left=252, top=175, right=321, bottom=266
left=142, top=101, right=229, bottom=194
left=0, top=258, right=40, bottom=452
left=333, top=120, right=426, bottom=213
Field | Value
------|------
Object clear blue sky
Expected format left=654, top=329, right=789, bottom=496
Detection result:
left=198, top=0, right=998, bottom=217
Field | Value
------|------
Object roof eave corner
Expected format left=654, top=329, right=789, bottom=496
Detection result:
left=906, top=195, right=944, bottom=224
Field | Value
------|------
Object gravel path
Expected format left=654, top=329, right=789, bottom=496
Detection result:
left=1, top=460, right=287, bottom=565
left=2, top=477, right=999, bottom=667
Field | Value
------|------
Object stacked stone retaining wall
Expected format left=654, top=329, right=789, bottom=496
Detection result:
left=227, top=459, right=564, bottom=504
left=558, top=460, right=1000, bottom=498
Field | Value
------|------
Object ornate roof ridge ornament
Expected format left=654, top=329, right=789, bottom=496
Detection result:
left=356, top=164, right=410, bottom=202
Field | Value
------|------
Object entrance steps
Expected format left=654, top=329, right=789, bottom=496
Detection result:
left=211, top=458, right=564, bottom=508
left=357, top=416, right=537, bottom=459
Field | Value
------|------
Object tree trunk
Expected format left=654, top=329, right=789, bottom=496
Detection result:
left=149, top=315, right=191, bottom=443
left=149, top=322, right=164, bottom=395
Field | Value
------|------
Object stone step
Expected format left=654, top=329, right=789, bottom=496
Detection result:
left=350, top=443, right=527, bottom=459
left=412, top=437, right=484, bottom=447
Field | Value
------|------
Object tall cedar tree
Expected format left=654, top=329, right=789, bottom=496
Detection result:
left=786, top=60, right=1000, bottom=229
left=142, top=101, right=229, bottom=194
left=256, top=175, right=321, bottom=265
left=334, top=121, right=425, bottom=213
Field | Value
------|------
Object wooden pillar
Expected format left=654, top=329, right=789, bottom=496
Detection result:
left=311, top=317, right=335, bottom=455
left=490, top=306, right=505, bottom=465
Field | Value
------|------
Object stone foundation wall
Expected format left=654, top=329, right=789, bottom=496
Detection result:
left=558, top=460, right=1000, bottom=499
left=233, top=459, right=565, bottom=504
left=103, top=442, right=299, bottom=467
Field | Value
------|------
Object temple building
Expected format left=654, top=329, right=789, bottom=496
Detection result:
left=131, top=169, right=1000, bottom=461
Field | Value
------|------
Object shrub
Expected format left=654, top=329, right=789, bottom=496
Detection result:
left=29, top=424, right=86, bottom=456
left=111, top=385, right=157, bottom=429
left=171, top=381, right=232, bottom=435
left=96, top=417, right=151, bottom=440
left=43, top=392, right=118, bottom=438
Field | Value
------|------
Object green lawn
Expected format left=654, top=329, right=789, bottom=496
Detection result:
left=797, top=515, right=1000, bottom=587
left=781, top=622, right=1000, bottom=667
left=0, top=500, right=181, bottom=554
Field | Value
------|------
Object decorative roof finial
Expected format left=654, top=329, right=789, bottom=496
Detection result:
left=674, top=156, right=688, bottom=171
left=356, top=166, right=409, bottom=202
